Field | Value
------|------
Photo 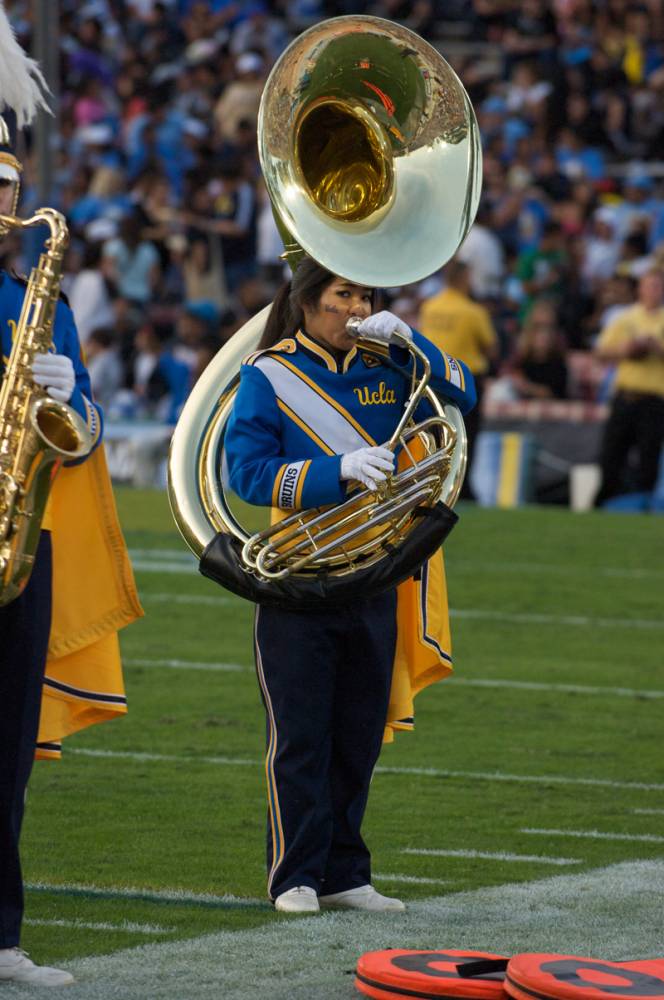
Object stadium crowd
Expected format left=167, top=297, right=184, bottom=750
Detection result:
left=2, top=0, right=664, bottom=492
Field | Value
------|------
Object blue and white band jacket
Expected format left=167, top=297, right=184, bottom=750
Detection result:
left=225, top=328, right=476, bottom=509
left=1, top=271, right=103, bottom=454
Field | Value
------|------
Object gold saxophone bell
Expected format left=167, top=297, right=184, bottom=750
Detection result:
left=168, top=15, right=480, bottom=606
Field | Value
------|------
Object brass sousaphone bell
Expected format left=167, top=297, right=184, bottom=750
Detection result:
left=168, top=15, right=482, bottom=608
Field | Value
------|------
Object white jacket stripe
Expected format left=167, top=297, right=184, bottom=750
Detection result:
left=255, top=356, right=368, bottom=454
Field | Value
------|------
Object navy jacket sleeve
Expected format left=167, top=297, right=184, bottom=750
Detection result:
left=54, top=297, right=104, bottom=457
left=225, top=363, right=346, bottom=510
left=390, top=329, right=477, bottom=415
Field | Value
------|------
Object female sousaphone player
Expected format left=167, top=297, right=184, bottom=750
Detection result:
left=224, top=259, right=476, bottom=913
left=168, top=16, right=482, bottom=913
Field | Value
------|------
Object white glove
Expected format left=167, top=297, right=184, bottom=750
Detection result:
left=356, top=310, right=412, bottom=345
left=340, top=445, right=395, bottom=491
left=32, top=352, right=76, bottom=403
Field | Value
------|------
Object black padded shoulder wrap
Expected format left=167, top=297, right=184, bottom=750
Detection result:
left=199, top=503, right=458, bottom=609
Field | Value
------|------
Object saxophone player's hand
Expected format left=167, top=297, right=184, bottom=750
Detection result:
left=32, top=353, right=76, bottom=403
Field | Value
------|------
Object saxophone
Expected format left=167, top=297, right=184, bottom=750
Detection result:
left=0, top=207, right=93, bottom=606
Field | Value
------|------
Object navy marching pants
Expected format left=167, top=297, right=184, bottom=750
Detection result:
left=254, top=589, right=397, bottom=900
left=0, top=532, right=52, bottom=948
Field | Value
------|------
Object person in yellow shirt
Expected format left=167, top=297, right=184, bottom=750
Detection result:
left=418, top=260, right=498, bottom=499
left=593, top=269, right=664, bottom=507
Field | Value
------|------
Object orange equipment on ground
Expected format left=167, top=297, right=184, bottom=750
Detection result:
left=355, top=949, right=510, bottom=1000
left=355, top=951, right=664, bottom=1000
left=505, top=954, right=664, bottom=1000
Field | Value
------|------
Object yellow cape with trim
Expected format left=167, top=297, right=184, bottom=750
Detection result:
left=384, top=438, right=453, bottom=742
left=35, top=445, right=143, bottom=760
left=384, top=547, right=451, bottom=742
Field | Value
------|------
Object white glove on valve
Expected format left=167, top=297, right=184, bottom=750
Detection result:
left=355, top=310, right=412, bottom=345
left=32, top=352, right=76, bottom=403
left=340, top=445, right=395, bottom=491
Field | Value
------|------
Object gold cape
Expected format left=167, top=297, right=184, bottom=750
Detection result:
left=35, top=446, right=143, bottom=760
left=384, top=547, right=452, bottom=743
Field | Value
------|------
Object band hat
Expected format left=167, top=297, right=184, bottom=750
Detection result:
left=0, top=0, right=51, bottom=224
left=0, top=153, right=21, bottom=181
left=0, top=112, right=22, bottom=179
left=0, top=1, right=51, bottom=128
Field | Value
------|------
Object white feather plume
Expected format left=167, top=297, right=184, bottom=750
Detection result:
left=0, top=2, right=52, bottom=128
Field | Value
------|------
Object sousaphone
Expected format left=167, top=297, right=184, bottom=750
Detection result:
left=168, top=15, right=482, bottom=608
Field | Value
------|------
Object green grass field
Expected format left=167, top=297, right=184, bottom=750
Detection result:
left=16, top=490, right=664, bottom=997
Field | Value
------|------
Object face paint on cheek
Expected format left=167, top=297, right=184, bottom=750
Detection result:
left=323, top=304, right=341, bottom=314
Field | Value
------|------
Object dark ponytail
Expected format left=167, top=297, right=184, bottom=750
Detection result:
left=258, top=257, right=337, bottom=349
left=258, top=280, right=297, bottom=349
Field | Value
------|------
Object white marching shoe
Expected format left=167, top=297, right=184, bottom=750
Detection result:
left=0, top=947, right=75, bottom=986
left=274, top=885, right=320, bottom=913
left=319, top=884, right=405, bottom=912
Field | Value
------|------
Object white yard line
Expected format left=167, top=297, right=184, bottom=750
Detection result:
left=373, top=873, right=454, bottom=885
left=131, top=560, right=199, bottom=574
left=450, top=560, right=664, bottom=581
left=70, top=748, right=257, bottom=766
left=26, top=881, right=266, bottom=909
left=16, top=861, right=661, bottom=1000
left=522, top=827, right=664, bottom=843
left=23, top=918, right=173, bottom=935
left=122, top=656, right=664, bottom=698
left=129, top=550, right=193, bottom=560
left=141, top=592, right=236, bottom=606
left=67, top=747, right=664, bottom=792
left=130, top=552, right=664, bottom=582
left=449, top=609, right=664, bottom=630
left=374, top=765, right=664, bottom=792
left=138, top=591, right=664, bottom=629
left=401, top=848, right=581, bottom=866
left=125, top=658, right=247, bottom=673
left=632, top=808, right=664, bottom=815
left=448, top=678, right=664, bottom=699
